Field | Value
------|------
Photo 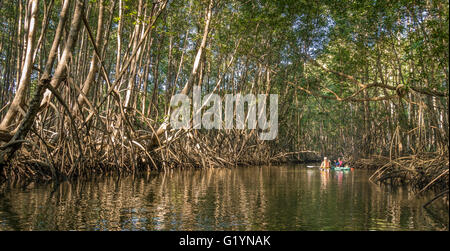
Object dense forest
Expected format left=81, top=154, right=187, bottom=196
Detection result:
left=0, top=0, right=448, bottom=199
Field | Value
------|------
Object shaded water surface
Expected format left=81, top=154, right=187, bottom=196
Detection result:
left=0, top=165, right=448, bottom=230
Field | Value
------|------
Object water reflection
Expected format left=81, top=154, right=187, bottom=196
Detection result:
left=0, top=165, right=448, bottom=231
left=320, top=169, right=330, bottom=191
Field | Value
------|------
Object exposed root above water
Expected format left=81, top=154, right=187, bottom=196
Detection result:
left=351, top=152, right=449, bottom=208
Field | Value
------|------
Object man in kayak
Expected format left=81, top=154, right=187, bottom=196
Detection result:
left=320, top=157, right=331, bottom=169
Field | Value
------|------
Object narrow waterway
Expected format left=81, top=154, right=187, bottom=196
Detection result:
left=0, top=164, right=448, bottom=230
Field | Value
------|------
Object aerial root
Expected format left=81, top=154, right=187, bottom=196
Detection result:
left=350, top=152, right=449, bottom=208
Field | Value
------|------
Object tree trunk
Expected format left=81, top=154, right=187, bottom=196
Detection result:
left=0, top=0, right=85, bottom=170
left=0, top=0, right=39, bottom=131
left=75, top=0, right=104, bottom=112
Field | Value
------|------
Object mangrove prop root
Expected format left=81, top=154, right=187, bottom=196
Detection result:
left=352, top=152, right=449, bottom=207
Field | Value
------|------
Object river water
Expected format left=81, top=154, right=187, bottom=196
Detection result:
left=0, top=164, right=448, bottom=231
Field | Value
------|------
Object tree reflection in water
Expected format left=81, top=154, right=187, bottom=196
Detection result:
left=0, top=165, right=448, bottom=230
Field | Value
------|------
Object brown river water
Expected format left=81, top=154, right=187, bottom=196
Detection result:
left=0, top=164, right=448, bottom=230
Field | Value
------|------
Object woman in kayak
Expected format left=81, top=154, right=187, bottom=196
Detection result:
left=337, top=157, right=344, bottom=167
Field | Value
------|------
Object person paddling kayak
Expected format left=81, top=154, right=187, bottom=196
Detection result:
left=333, top=159, right=339, bottom=167
left=320, top=157, right=331, bottom=170
left=337, top=157, right=344, bottom=167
